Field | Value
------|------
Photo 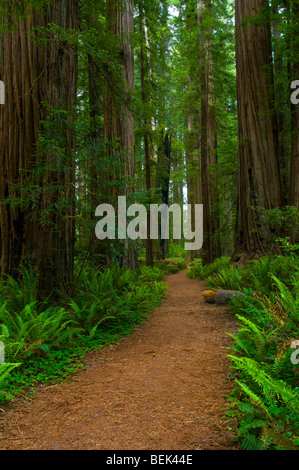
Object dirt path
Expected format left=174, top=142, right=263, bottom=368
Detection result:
left=0, top=270, right=238, bottom=450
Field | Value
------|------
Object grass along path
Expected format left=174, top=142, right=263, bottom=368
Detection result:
left=0, top=270, right=238, bottom=450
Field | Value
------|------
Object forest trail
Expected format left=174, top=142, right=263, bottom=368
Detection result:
left=0, top=270, right=238, bottom=450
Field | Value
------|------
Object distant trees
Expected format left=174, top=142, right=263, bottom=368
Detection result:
left=173, top=0, right=237, bottom=262
left=0, top=0, right=297, bottom=302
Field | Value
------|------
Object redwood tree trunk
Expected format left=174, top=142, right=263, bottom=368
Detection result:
left=87, top=8, right=105, bottom=261
left=0, top=9, right=46, bottom=277
left=198, top=0, right=213, bottom=264
left=37, top=0, right=78, bottom=298
left=155, top=131, right=171, bottom=260
left=289, top=2, right=299, bottom=242
left=206, top=1, right=220, bottom=260
left=139, top=1, right=153, bottom=266
left=104, top=0, right=138, bottom=269
left=233, top=0, right=282, bottom=261
left=0, top=1, right=79, bottom=299
left=185, top=3, right=202, bottom=262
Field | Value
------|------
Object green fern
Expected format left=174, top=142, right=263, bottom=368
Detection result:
left=229, top=356, right=299, bottom=411
left=271, top=275, right=299, bottom=324
left=207, top=265, right=246, bottom=290
left=241, top=432, right=266, bottom=450
left=69, top=297, right=115, bottom=337
left=0, top=303, right=81, bottom=359
left=0, top=363, right=21, bottom=400
left=231, top=315, right=278, bottom=361
left=234, top=378, right=272, bottom=417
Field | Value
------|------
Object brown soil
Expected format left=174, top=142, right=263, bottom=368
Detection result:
left=0, top=270, right=238, bottom=450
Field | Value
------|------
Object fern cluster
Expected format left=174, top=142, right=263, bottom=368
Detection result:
left=70, top=264, right=167, bottom=338
left=225, top=264, right=299, bottom=449
left=188, top=254, right=299, bottom=295
left=0, top=263, right=167, bottom=401
left=188, top=253, right=299, bottom=449
left=187, top=256, right=231, bottom=280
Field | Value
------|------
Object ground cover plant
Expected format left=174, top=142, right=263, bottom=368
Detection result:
left=0, top=264, right=168, bottom=402
left=188, top=242, right=299, bottom=450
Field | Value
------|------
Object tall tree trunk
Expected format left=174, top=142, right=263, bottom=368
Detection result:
left=198, top=0, right=213, bottom=264
left=37, top=0, right=78, bottom=299
left=206, top=3, right=220, bottom=259
left=0, top=1, right=78, bottom=300
left=87, top=8, right=105, bottom=261
left=155, top=130, right=171, bottom=260
left=104, top=0, right=138, bottom=269
left=185, top=1, right=202, bottom=261
left=233, top=0, right=282, bottom=262
left=138, top=1, right=153, bottom=266
left=272, top=5, right=289, bottom=205
left=185, top=88, right=201, bottom=215
left=0, top=8, right=46, bottom=277
left=289, top=2, right=299, bottom=242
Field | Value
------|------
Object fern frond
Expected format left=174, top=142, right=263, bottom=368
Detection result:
left=241, top=432, right=266, bottom=450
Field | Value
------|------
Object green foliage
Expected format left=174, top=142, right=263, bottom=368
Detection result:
left=189, top=253, right=299, bottom=449
left=227, top=356, right=299, bottom=450
left=271, top=275, right=299, bottom=327
left=0, top=263, right=167, bottom=402
left=176, top=258, right=187, bottom=270
left=220, top=256, right=299, bottom=450
left=248, top=256, right=299, bottom=295
left=206, top=265, right=248, bottom=291
left=276, top=237, right=299, bottom=257
left=0, top=302, right=81, bottom=360
left=187, top=256, right=231, bottom=280
left=168, top=243, right=188, bottom=259
left=189, top=254, right=299, bottom=296
left=259, top=206, right=299, bottom=243
left=227, top=314, right=279, bottom=362
left=0, top=363, right=21, bottom=401
left=0, top=265, right=37, bottom=312
left=71, top=264, right=167, bottom=337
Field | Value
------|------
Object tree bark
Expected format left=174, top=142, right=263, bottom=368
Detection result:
left=138, top=1, right=153, bottom=266
left=155, top=130, right=171, bottom=260
left=206, top=2, right=220, bottom=259
left=233, top=0, right=282, bottom=261
left=104, top=0, right=138, bottom=269
left=0, top=1, right=78, bottom=300
left=198, top=0, right=213, bottom=264
left=272, top=5, right=289, bottom=206
left=86, top=8, right=106, bottom=261
left=289, top=2, right=299, bottom=242
left=36, top=0, right=78, bottom=299
left=0, top=8, right=46, bottom=277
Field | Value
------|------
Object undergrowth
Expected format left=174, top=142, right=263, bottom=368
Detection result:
left=188, top=246, right=299, bottom=450
left=0, top=263, right=168, bottom=402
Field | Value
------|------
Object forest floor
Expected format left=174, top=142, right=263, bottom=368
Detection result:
left=0, top=270, right=239, bottom=450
